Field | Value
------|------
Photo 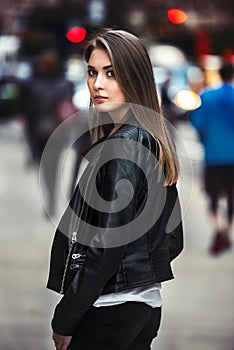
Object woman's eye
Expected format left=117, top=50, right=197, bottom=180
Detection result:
left=88, top=69, right=97, bottom=76
left=107, top=70, right=115, bottom=77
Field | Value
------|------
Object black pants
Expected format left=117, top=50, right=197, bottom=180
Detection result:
left=204, top=166, right=234, bottom=220
left=68, top=302, right=162, bottom=350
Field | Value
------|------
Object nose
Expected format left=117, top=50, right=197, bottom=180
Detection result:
left=93, top=73, right=105, bottom=90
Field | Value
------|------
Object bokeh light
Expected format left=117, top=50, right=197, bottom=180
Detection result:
left=66, top=27, right=86, bottom=43
left=167, top=8, right=187, bottom=24
left=174, top=89, right=201, bottom=110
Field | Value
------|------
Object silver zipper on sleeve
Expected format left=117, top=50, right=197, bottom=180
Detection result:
left=59, top=162, right=93, bottom=294
left=72, top=253, right=82, bottom=259
left=59, top=231, right=77, bottom=294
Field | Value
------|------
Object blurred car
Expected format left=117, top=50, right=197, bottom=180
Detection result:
left=150, top=44, right=202, bottom=121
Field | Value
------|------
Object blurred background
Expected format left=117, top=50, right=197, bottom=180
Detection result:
left=0, top=1, right=233, bottom=349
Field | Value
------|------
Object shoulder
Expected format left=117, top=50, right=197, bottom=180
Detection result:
left=96, top=124, right=157, bottom=171
left=200, top=83, right=222, bottom=98
left=109, top=123, right=157, bottom=151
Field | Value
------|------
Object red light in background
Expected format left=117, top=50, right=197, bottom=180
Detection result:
left=66, top=27, right=86, bottom=43
left=167, top=8, right=187, bottom=24
left=223, top=48, right=234, bottom=64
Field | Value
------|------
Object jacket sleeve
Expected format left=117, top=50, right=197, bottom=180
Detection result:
left=52, top=245, right=127, bottom=335
left=51, top=138, right=145, bottom=335
left=167, top=185, right=184, bottom=261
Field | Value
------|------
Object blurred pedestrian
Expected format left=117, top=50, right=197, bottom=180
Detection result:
left=47, top=29, right=183, bottom=350
left=190, top=61, right=234, bottom=255
left=22, top=50, right=75, bottom=164
left=22, top=50, right=75, bottom=217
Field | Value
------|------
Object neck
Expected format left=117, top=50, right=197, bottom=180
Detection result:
left=109, top=104, right=130, bottom=125
left=108, top=107, right=131, bottom=136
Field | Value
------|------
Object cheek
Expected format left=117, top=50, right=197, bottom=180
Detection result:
left=117, top=88, right=126, bottom=102
left=112, top=84, right=125, bottom=101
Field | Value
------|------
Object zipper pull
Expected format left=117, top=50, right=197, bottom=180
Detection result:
left=72, top=253, right=81, bottom=259
left=70, top=264, right=80, bottom=270
left=71, top=231, right=77, bottom=244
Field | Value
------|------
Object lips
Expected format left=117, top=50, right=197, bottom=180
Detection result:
left=94, top=95, right=108, bottom=102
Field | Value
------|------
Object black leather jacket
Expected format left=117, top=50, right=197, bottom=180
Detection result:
left=47, top=114, right=183, bottom=335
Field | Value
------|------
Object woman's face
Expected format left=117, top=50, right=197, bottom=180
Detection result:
left=87, top=48, right=126, bottom=113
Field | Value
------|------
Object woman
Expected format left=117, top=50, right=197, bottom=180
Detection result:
left=47, top=29, right=183, bottom=350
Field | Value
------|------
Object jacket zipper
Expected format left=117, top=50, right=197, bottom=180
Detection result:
left=59, top=160, right=93, bottom=294
left=59, top=231, right=77, bottom=294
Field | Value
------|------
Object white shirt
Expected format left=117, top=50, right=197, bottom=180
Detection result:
left=93, top=283, right=163, bottom=308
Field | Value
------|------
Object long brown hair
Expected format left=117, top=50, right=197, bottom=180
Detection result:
left=84, top=29, right=179, bottom=185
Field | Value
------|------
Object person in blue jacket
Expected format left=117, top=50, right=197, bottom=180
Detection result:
left=190, top=62, right=234, bottom=254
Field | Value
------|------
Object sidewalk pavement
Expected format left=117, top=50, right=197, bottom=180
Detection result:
left=0, top=121, right=233, bottom=350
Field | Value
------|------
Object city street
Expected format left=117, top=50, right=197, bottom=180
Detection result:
left=0, top=119, right=233, bottom=350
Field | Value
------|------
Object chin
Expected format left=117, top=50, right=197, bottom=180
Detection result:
left=94, top=102, right=127, bottom=113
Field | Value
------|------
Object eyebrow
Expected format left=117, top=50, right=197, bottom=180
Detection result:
left=88, top=64, right=113, bottom=70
